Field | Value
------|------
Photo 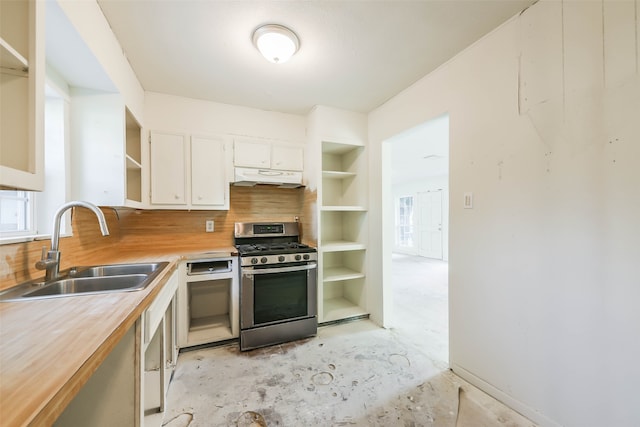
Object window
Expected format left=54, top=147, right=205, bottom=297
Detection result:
left=396, top=196, right=414, bottom=247
left=0, top=82, right=69, bottom=243
left=0, top=191, right=34, bottom=236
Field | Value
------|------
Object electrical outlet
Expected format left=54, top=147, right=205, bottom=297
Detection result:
left=205, top=220, right=214, bottom=232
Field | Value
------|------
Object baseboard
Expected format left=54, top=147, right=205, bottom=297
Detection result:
left=450, top=362, right=561, bottom=427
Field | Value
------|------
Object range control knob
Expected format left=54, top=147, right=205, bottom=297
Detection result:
left=303, top=254, right=310, bottom=260
left=278, top=255, right=286, bottom=262
left=251, top=258, right=258, bottom=265
left=295, top=254, right=302, bottom=261
left=261, top=257, right=268, bottom=264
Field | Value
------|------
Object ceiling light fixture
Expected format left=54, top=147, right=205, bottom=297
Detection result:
left=252, top=24, right=299, bottom=64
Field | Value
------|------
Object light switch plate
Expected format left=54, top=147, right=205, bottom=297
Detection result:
left=205, top=220, right=214, bottom=232
left=463, top=192, right=473, bottom=209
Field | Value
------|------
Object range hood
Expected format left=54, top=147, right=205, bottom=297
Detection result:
left=233, top=167, right=303, bottom=188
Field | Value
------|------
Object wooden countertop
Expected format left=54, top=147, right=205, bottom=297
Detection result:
left=0, top=248, right=236, bottom=427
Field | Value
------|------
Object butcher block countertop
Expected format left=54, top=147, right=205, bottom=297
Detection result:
left=0, top=248, right=236, bottom=427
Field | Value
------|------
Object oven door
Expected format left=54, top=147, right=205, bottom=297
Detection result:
left=240, top=262, right=317, bottom=329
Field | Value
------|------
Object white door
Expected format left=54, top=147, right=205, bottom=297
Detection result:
left=191, top=136, right=226, bottom=206
left=150, top=131, right=186, bottom=205
left=418, top=190, right=443, bottom=259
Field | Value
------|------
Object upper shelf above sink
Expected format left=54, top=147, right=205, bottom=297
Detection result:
left=0, top=262, right=169, bottom=302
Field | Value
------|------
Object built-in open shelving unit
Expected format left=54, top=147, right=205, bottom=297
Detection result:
left=125, top=108, right=143, bottom=205
left=319, top=139, right=368, bottom=323
left=1, top=38, right=28, bottom=72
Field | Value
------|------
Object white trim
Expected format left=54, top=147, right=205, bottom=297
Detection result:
left=450, top=362, right=561, bottom=427
left=0, top=232, right=70, bottom=246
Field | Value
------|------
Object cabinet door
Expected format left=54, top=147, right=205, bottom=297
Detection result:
left=272, top=144, right=303, bottom=171
left=191, top=136, right=226, bottom=206
left=234, top=139, right=270, bottom=168
left=0, top=0, right=45, bottom=191
left=150, top=132, right=186, bottom=205
left=70, top=90, right=126, bottom=206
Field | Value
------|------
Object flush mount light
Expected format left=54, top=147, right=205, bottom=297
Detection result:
left=252, top=24, right=300, bottom=64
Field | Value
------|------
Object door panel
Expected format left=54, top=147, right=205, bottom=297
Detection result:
left=191, top=136, right=225, bottom=206
left=418, top=190, right=443, bottom=259
left=150, top=132, right=186, bottom=205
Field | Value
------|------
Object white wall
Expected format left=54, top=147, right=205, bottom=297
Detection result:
left=144, top=92, right=307, bottom=144
left=57, top=0, right=145, bottom=121
left=368, top=1, right=640, bottom=426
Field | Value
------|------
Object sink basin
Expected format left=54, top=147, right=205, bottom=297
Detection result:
left=24, top=275, right=149, bottom=297
left=0, top=261, right=169, bottom=302
left=69, top=263, right=165, bottom=278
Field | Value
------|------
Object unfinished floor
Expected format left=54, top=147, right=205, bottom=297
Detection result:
left=162, top=254, right=536, bottom=427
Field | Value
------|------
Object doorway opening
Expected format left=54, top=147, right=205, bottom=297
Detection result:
left=383, top=113, right=450, bottom=365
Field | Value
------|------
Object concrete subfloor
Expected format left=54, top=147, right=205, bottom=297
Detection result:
left=162, top=254, right=536, bottom=427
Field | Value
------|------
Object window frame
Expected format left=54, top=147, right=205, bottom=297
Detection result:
left=396, top=195, right=414, bottom=248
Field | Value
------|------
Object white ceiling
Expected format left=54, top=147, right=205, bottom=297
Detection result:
left=95, top=0, right=536, bottom=115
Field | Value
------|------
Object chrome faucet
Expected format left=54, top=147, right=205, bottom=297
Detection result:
left=35, top=201, right=110, bottom=281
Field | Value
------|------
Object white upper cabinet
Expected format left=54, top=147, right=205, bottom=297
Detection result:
left=70, top=90, right=143, bottom=208
left=0, top=0, right=45, bottom=191
left=233, top=138, right=271, bottom=169
left=272, top=143, right=304, bottom=171
left=191, top=136, right=226, bottom=207
left=234, top=138, right=303, bottom=172
left=150, top=131, right=230, bottom=210
left=150, top=131, right=187, bottom=205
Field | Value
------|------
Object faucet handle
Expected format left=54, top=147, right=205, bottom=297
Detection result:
left=35, top=247, right=59, bottom=271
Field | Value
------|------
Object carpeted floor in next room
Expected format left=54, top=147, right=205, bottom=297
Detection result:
left=161, top=254, right=536, bottom=427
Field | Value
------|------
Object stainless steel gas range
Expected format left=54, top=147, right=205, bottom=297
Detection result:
left=234, top=222, right=318, bottom=351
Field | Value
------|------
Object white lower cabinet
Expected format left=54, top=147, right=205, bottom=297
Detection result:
left=54, top=270, right=179, bottom=427
left=54, top=326, right=138, bottom=427
left=141, top=270, right=179, bottom=427
left=177, top=257, right=239, bottom=348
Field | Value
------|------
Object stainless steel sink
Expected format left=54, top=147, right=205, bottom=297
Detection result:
left=69, top=262, right=165, bottom=278
left=0, top=262, right=168, bottom=302
left=24, top=275, right=149, bottom=297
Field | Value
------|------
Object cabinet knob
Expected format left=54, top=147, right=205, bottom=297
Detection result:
left=174, top=195, right=179, bottom=200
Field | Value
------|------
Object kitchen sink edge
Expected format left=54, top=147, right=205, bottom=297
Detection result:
left=0, top=262, right=169, bottom=302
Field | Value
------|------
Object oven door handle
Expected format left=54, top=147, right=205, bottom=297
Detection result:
left=244, top=263, right=317, bottom=275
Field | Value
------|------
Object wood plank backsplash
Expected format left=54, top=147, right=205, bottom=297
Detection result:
left=0, top=186, right=318, bottom=291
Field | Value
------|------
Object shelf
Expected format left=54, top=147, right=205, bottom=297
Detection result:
left=0, top=37, right=28, bottom=73
left=323, top=267, right=365, bottom=282
left=187, top=327, right=234, bottom=345
left=187, top=314, right=233, bottom=345
left=126, top=155, right=142, bottom=170
left=322, top=140, right=364, bottom=154
left=323, top=170, right=356, bottom=179
left=322, top=206, right=367, bottom=212
left=322, top=297, right=368, bottom=323
left=190, top=314, right=230, bottom=331
left=321, top=241, right=366, bottom=252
